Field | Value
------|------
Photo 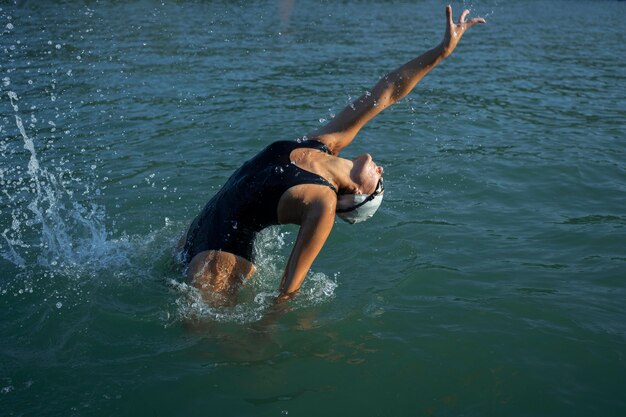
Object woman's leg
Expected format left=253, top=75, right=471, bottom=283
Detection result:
left=187, top=250, right=256, bottom=298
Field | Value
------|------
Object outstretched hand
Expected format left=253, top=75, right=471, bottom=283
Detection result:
left=440, top=5, right=486, bottom=58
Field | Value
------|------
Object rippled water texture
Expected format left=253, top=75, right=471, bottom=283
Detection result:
left=1, top=1, right=625, bottom=416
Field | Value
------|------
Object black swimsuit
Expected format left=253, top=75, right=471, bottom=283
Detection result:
left=183, top=140, right=337, bottom=263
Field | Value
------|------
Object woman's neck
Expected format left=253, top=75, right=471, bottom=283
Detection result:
left=318, top=155, right=357, bottom=194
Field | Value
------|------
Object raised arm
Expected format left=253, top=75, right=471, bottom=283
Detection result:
left=311, top=6, right=486, bottom=155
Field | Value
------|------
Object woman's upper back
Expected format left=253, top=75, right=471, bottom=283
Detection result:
left=185, top=140, right=337, bottom=262
left=224, top=140, right=336, bottom=225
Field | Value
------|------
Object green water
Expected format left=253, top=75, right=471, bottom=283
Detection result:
left=1, top=1, right=625, bottom=416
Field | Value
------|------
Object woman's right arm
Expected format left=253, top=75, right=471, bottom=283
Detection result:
left=276, top=191, right=336, bottom=302
left=310, top=6, right=485, bottom=155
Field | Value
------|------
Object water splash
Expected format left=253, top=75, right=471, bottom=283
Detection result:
left=461, top=0, right=499, bottom=20
left=1, top=98, right=130, bottom=275
left=170, top=227, right=339, bottom=323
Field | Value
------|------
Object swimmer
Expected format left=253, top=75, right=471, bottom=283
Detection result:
left=178, top=6, right=485, bottom=302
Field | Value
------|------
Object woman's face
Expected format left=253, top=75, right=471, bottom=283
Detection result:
left=351, top=153, right=384, bottom=194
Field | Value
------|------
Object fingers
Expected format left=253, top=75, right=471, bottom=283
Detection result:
left=447, top=5, right=486, bottom=30
left=459, top=9, right=470, bottom=23
left=467, top=17, right=487, bottom=28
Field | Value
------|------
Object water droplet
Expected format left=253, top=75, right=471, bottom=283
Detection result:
left=6, top=23, right=14, bottom=30
left=56, top=301, right=62, bottom=309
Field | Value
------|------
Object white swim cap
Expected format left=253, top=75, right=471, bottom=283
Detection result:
left=336, top=178, right=384, bottom=224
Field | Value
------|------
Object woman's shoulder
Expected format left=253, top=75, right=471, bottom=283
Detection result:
left=262, top=138, right=332, bottom=156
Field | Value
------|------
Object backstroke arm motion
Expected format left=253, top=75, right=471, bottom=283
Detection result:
left=311, top=6, right=485, bottom=155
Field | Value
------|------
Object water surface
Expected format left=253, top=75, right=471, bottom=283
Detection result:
left=1, top=1, right=625, bottom=416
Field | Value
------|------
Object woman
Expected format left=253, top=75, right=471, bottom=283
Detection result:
left=179, top=6, right=485, bottom=302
